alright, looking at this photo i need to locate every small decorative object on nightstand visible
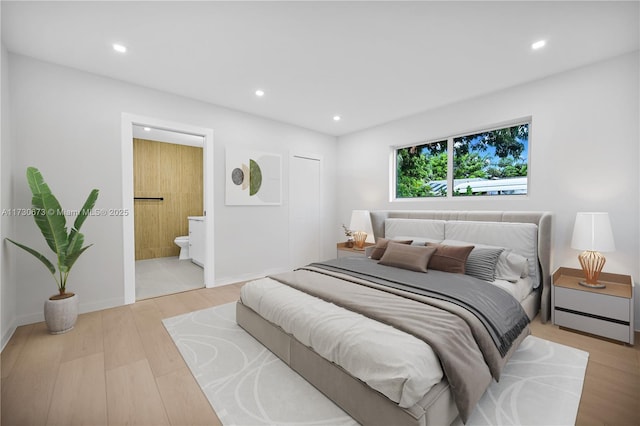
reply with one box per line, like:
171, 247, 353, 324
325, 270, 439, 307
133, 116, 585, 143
552, 267, 634, 345
571, 212, 616, 288
341, 224, 354, 248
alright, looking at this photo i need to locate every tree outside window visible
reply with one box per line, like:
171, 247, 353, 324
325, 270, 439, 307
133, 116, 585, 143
394, 122, 529, 199
396, 140, 447, 198
453, 123, 528, 196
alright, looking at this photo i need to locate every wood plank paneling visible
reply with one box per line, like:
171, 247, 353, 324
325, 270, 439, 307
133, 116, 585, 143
133, 139, 203, 260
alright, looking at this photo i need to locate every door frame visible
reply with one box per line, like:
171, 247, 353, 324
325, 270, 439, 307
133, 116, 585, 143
121, 113, 215, 304
289, 152, 323, 270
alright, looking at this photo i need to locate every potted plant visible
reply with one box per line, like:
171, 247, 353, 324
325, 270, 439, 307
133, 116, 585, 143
6, 166, 99, 334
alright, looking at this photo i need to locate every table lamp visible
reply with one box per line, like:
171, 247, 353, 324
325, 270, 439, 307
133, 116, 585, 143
570, 212, 615, 288
349, 210, 374, 249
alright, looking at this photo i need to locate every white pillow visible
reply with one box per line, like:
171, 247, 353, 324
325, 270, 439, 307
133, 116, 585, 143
495, 251, 529, 282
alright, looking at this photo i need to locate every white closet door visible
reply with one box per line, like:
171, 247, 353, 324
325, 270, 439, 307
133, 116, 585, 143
290, 155, 321, 269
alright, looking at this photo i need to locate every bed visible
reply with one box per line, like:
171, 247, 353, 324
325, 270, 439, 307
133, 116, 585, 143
236, 210, 552, 425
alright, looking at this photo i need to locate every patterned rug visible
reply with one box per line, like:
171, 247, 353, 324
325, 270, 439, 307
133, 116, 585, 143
163, 302, 588, 426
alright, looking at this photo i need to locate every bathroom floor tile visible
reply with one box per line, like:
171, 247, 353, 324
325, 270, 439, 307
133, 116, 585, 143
135, 257, 203, 301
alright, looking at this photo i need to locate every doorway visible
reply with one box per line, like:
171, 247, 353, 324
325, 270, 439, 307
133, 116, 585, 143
121, 113, 215, 305
133, 132, 204, 300
290, 154, 322, 268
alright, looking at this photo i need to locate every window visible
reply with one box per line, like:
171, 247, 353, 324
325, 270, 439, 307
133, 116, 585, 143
453, 123, 529, 196
394, 121, 529, 199
396, 140, 447, 198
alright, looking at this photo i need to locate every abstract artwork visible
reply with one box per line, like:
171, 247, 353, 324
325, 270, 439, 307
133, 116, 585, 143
225, 149, 282, 205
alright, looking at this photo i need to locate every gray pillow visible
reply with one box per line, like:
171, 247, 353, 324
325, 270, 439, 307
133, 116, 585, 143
465, 247, 504, 282
370, 238, 412, 260
441, 239, 528, 282
378, 243, 437, 273
425, 243, 474, 274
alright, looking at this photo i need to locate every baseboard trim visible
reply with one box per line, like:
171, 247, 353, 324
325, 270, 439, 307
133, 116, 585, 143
14, 296, 125, 328
1, 320, 17, 352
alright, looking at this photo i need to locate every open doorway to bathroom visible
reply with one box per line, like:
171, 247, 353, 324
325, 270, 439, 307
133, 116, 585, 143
132, 127, 204, 300
121, 113, 215, 305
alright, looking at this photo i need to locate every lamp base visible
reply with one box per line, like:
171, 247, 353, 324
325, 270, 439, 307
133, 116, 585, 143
578, 281, 606, 289
577, 250, 607, 289
353, 231, 368, 249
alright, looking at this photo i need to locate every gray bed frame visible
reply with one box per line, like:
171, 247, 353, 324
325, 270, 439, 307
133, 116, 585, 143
237, 210, 552, 426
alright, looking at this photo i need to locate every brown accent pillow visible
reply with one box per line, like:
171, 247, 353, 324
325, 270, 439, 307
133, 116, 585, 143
369, 238, 413, 260
378, 243, 437, 273
426, 243, 475, 274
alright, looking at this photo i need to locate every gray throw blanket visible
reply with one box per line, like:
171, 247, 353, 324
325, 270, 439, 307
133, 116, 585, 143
269, 258, 531, 423
309, 257, 529, 357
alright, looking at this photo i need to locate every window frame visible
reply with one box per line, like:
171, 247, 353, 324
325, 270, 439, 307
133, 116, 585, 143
390, 118, 531, 202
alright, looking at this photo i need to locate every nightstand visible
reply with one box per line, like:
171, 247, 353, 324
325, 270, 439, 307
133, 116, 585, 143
336, 242, 373, 258
552, 267, 634, 344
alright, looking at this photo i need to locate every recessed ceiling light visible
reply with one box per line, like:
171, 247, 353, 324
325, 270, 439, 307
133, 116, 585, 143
255, 89, 265, 97
113, 43, 127, 53
143, 127, 151, 131
531, 40, 546, 50
333, 115, 341, 121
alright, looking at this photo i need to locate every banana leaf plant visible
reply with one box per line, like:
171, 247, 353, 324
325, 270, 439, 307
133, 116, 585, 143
6, 167, 99, 299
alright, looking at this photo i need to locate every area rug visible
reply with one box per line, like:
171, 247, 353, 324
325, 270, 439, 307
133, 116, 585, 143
163, 303, 589, 426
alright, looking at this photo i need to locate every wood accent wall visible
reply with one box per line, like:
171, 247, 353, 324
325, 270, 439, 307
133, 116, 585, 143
133, 138, 203, 260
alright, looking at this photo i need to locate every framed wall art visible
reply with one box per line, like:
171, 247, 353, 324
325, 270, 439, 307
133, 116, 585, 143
225, 149, 282, 205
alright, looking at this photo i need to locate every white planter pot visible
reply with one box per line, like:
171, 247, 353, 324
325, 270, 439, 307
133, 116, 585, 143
44, 293, 78, 334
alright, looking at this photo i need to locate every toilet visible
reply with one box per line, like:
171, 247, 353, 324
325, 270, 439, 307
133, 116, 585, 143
174, 236, 190, 260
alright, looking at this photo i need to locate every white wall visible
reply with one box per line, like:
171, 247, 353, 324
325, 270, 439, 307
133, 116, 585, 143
1, 43, 17, 348
7, 53, 337, 326
337, 52, 640, 329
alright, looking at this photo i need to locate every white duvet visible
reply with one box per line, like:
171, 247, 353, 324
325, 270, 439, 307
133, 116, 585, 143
240, 278, 444, 408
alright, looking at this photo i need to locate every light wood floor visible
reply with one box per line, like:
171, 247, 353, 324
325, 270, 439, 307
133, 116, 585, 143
2, 283, 639, 426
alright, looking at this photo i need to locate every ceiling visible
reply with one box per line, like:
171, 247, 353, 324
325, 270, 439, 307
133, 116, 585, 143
2, 1, 638, 136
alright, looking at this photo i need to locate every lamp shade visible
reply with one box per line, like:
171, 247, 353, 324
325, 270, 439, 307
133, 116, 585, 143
571, 212, 615, 252
349, 210, 375, 243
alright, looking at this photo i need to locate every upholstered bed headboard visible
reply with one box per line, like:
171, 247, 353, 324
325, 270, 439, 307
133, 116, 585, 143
369, 210, 553, 323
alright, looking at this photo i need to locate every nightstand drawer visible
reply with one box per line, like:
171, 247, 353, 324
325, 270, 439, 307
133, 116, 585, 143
554, 286, 630, 322
555, 310, 631, 343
